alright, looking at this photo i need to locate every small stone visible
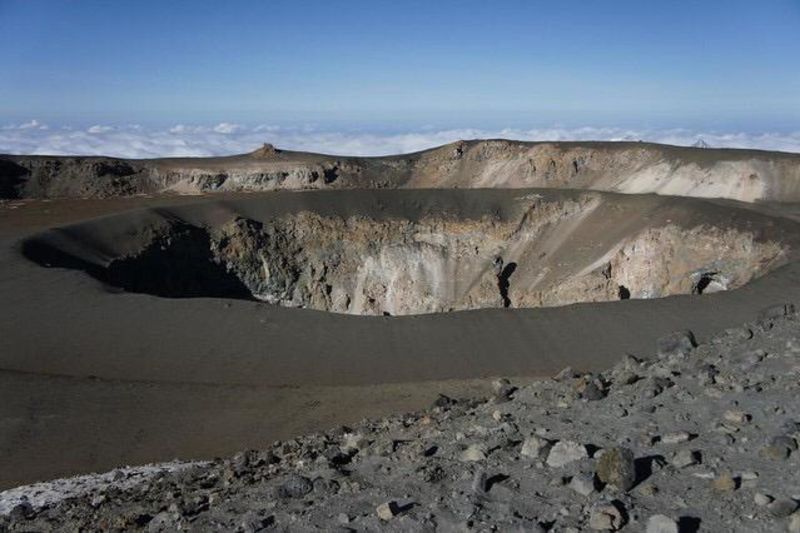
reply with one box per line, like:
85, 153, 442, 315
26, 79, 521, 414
376, 501, 401, 521
670, 449, 700, 469
697, 364, 718, 386
615, 370, 639, 386
336, 513, 350, 524
645, 514, 679, 533
589, 502, 625, 530
661, 431, 692, 444
762, 436, 797, 460
582, 381, 607, 401
569, 473, 596, 496
768, 499, 799, 518
547, 441, 589, 468
711, 472, 737, 492
754, 493, 774, 506
238, 512, 272, 533
492, 377, 514, 398
471, 469, 488, 495
789, 512, 800, 533
460, 443, 487, 462
277, 474, 313, 498
638, 484, 659, 496
341, 432, 368, 452
656, 330, 696, 359
555, 366, 578, 381
595, 447, 637, 491
723, 410, 751, 424
521, 435, 553, 460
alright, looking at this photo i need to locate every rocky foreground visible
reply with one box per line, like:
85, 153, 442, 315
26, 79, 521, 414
4, 305, 800, 532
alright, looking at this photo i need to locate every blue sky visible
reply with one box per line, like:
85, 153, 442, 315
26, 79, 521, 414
1, 1, 799, 156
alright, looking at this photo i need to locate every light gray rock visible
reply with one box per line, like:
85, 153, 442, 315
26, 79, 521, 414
670, 449, 700, 468
376, 501, 400, 521
723, 410, 751, 425
569, 473, 596, 496
645, 514, 679, 533
589, 502, 625, 530
762, 436, 797, 460
492, 377, 514, 399
460, 443, 487, 462
661, 431, 692, 444
755, 493, 775, 506
547, 441, 588, 468
789, 512, 800, 533
768, 499, 799, 518
521, 435, 553, 460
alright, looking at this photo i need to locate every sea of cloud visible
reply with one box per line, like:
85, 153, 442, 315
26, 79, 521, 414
1, 120, 799, 158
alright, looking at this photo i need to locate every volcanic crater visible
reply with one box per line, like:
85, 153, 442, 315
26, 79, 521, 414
21, 189, 792, 316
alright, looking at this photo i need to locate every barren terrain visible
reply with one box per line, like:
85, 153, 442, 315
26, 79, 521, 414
2, 140, 800, 531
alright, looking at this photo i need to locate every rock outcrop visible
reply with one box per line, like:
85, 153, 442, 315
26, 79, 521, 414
3, 140, 800, 202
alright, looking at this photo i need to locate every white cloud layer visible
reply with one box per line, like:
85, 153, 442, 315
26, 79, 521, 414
1, 121, 799, 159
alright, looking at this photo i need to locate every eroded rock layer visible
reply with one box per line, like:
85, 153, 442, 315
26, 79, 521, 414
3, 140, 800, 202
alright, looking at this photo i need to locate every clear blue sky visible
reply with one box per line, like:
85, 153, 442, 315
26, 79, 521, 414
1, 0, 798, 130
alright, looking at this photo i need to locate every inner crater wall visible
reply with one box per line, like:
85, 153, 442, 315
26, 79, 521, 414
25, 192, 790, 316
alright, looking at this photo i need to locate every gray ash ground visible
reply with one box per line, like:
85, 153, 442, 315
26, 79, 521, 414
4, 305, 800, 532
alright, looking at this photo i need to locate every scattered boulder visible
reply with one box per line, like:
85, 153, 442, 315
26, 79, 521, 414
656, 330, 696, 359
754, 493, 774, 506
277, 474, 313, 498
569, 473, 596, 496
460, 443, 488, 462
432, 394, 457, 408
555, 366, 579, 381
547, 441, 589, 468
595, 447, 636, 491
580, 380, 607, 401
376, 501, 401, 521
661, 431, 692, 444
711, 472, 737, 492
492, 377, 515, 399
670, 449, 700, 469
521, 435, 553, 460
471, 469, 489, 495
341, 432, 368, 453
645, 514, 679, 533
762, 436, 797, 460
768, 499, 799, 518
588, 501, 626, 530
789, 512, 800, 533
723, 410, 751, 425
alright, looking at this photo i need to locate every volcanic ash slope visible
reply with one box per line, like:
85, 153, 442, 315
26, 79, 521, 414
3, 305, 800, 531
